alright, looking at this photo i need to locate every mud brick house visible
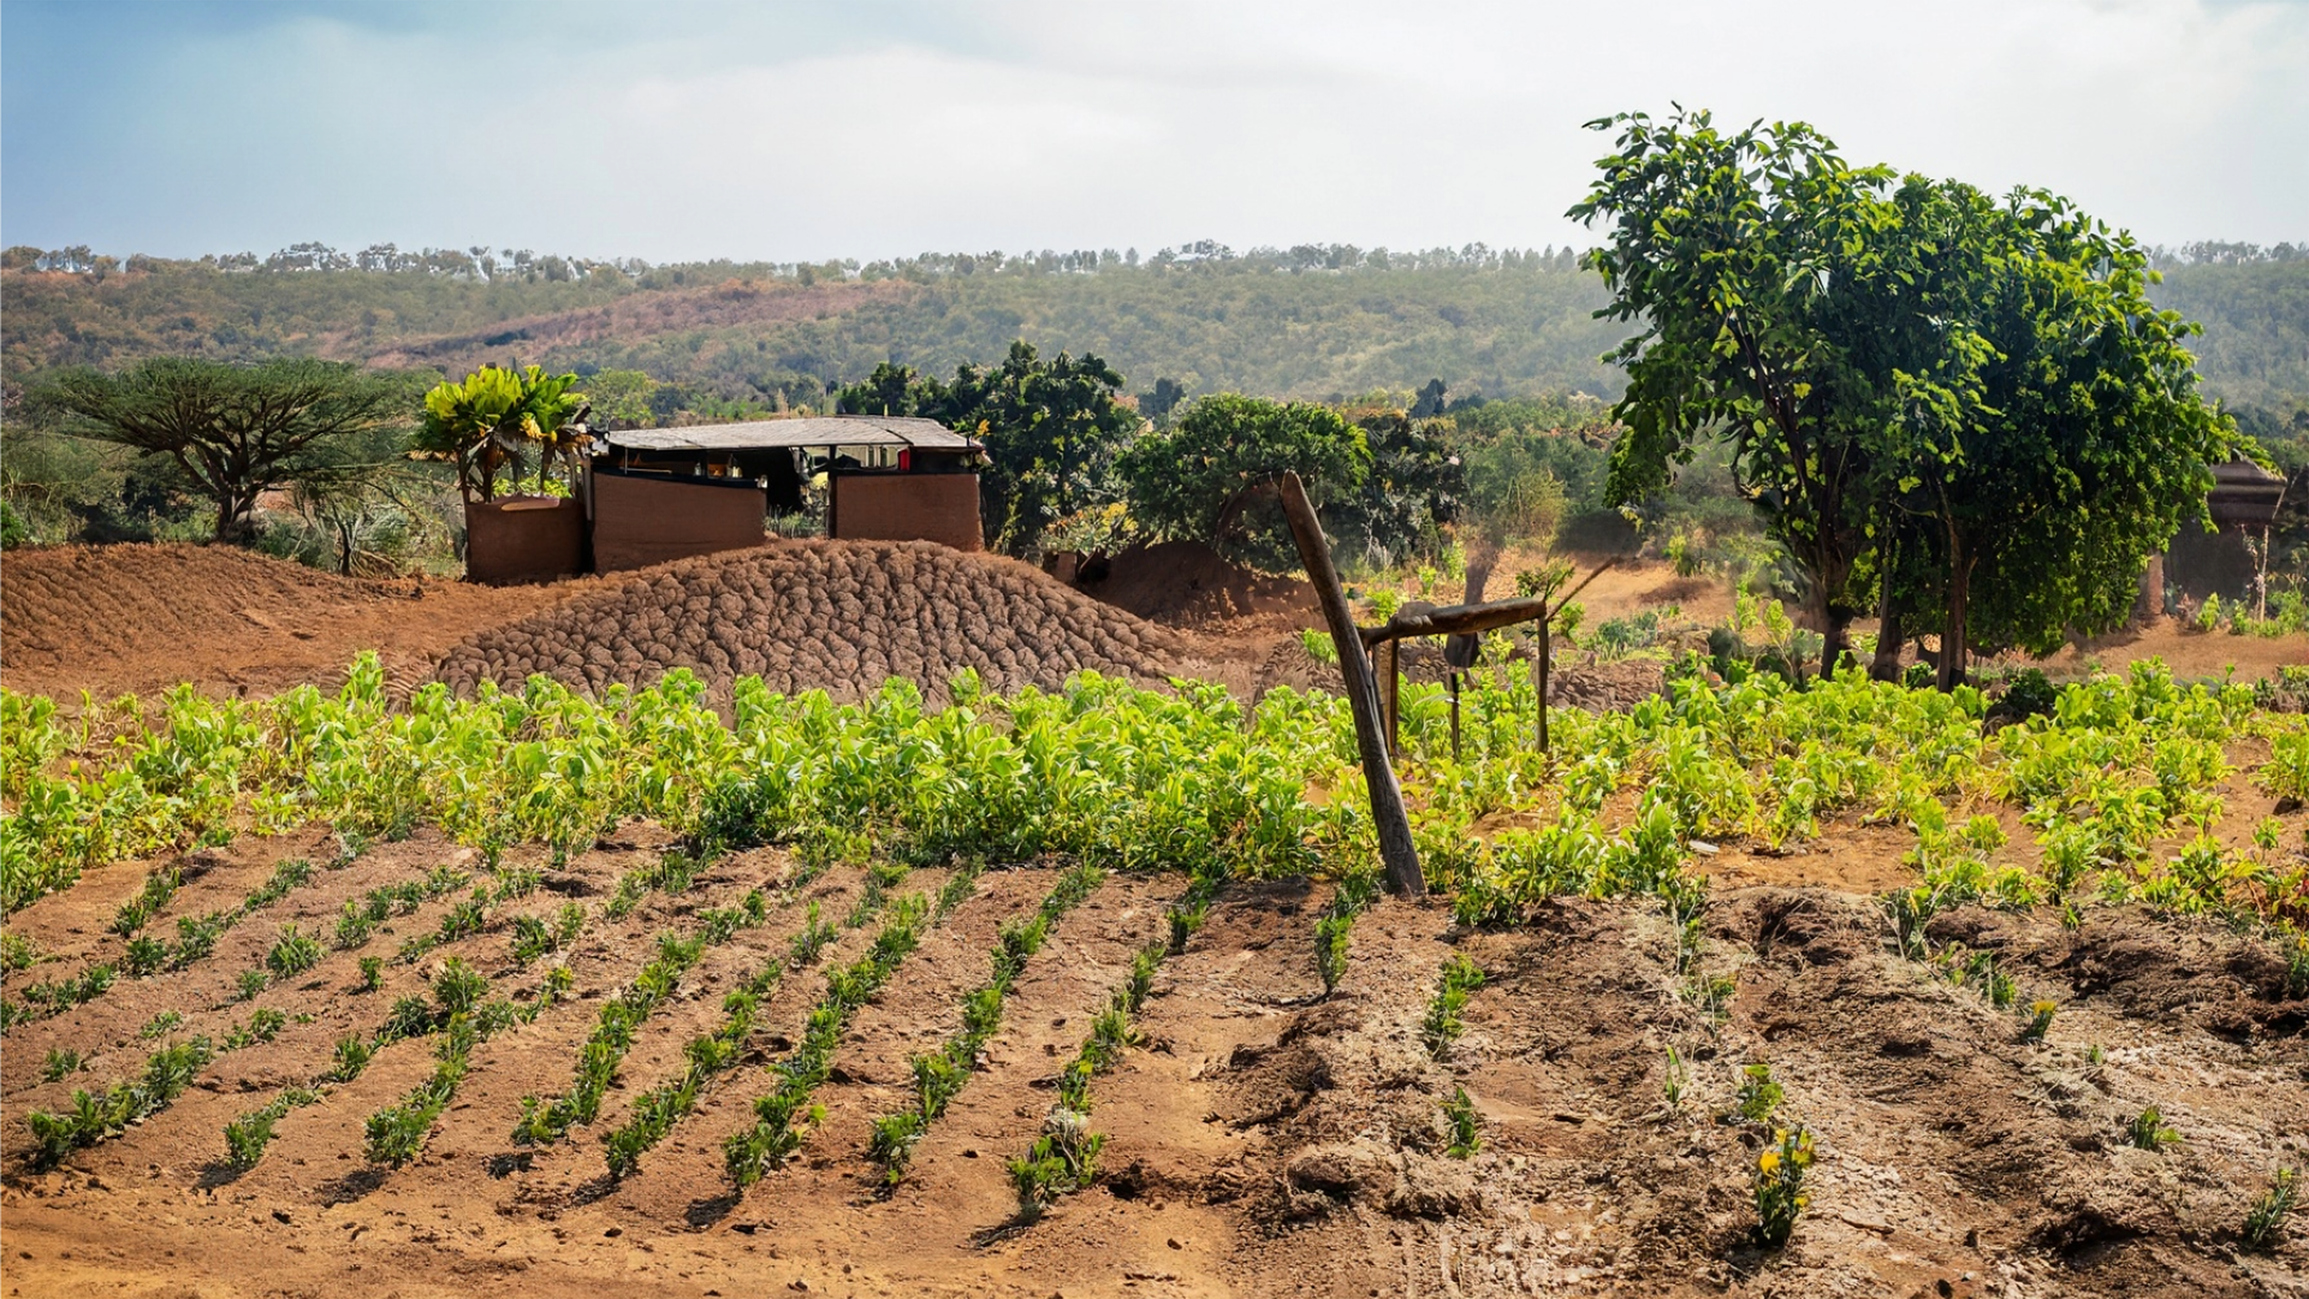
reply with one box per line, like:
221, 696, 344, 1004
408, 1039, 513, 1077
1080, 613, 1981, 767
463, 415, 985, 583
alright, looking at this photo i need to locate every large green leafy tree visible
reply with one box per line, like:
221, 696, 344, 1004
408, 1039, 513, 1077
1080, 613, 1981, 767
1881, 182, 2243, 685
32, 357, 410, 542
1116, 393, 1371, 571
1570, 109, 1905, 674
1333, 408, 1465, 570
837, 342, 1138, 554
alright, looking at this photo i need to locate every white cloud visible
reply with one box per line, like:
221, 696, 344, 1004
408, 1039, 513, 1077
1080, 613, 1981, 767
6, 0, 2302, 259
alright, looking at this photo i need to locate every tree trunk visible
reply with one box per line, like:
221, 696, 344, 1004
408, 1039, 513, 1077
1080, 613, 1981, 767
1818, 607, 1852, 683
1871, 581, 1903, 682
1938, 542, 1973, 692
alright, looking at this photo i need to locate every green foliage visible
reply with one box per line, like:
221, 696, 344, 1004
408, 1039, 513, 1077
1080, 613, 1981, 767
2244, 1167, 2299, 1251
837, 342, 1139, 555
264, 924, 324, 980
1753, 1126, 1815, 1246
27, 357, 412, 542
1008, 1107, 1105, 1220
1736, 1063, 1784, 1124
109, 865, 181, 936
1572, 109, 1897, 667
1421, 952, 1486, 1058
1327, 406, 1466, 571
1117, 393, 1371, 572
1440, 1086, 1482, 1158
1574, 108, 2244, 684
26, 1036, 216, 1167
1314, 867, 1379, 995
2127, 1106, 2180, 1151
42, 1048, 84, 1081
223, 1085, 324, 1170
412, 363, 589, 501
1661, 1045, 1689, 1111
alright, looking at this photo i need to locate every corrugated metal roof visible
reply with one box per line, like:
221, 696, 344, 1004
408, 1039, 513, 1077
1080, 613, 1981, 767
601, 415, 976, 452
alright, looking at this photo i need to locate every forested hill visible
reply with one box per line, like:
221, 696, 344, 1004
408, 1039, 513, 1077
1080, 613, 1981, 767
3, 243, 2303, 418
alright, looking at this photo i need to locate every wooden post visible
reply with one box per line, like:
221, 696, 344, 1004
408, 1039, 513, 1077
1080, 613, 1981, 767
1381, 638, 1400, 760
1536, 618, 1551, 754
1276, 473, 1423, 897
1449, 671, 1462, 762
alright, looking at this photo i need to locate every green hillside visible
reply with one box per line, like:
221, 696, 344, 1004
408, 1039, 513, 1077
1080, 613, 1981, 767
3, 243, 2300, 419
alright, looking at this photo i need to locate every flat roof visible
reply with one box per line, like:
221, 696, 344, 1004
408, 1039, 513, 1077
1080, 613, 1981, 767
601, 415, 977, 453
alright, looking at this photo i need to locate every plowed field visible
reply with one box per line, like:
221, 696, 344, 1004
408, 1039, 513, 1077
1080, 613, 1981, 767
4, 829, 2305, 1297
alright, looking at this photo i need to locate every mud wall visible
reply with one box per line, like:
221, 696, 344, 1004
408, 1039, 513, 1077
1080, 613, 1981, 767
590, 472, 768, 574
465, 496, 585, 586
831, 472, 982, 552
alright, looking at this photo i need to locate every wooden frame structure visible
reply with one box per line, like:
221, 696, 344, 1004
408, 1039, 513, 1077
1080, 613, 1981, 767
1268, 472, 1609, 897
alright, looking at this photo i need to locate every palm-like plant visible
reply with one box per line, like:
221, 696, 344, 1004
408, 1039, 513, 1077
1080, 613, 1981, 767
412, 364, 591, 502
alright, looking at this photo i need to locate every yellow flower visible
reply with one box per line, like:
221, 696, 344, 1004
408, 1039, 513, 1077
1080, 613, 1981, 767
1759, 1150, 1782, 1174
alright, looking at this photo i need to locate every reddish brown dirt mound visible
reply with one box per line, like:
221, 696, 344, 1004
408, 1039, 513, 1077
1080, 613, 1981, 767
1077, 540, 1318, 633
0, 544, 580, 703
430, 539, 1195, 702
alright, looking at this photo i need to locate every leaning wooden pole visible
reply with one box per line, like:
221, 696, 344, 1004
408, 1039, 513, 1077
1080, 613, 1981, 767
1276, 472, 1423, 897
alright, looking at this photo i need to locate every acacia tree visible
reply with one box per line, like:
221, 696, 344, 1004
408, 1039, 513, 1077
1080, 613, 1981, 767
1881, 182, 2242, 685
1570, 109, 1904, 675
34, 357, 408, 542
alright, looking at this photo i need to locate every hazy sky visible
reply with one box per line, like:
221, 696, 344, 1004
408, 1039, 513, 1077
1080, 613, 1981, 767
4, 0, 2303, 263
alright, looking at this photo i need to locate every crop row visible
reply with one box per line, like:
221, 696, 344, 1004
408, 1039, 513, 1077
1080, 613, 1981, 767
598, 860, 924, 1179
1006, 862, 1216, 1219
869, 860, 1108, 1184
3, 841, 369, 1032
27, 1006, 290, 1166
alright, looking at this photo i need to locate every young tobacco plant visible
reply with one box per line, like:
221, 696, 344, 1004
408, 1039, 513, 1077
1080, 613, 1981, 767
1421, 952, 1486, 1059
1314, 866, 1379, 997
1441, 1085, 1482, 1158
1752, 1125, 1815, 1246
2244, 1167, 2299, 1251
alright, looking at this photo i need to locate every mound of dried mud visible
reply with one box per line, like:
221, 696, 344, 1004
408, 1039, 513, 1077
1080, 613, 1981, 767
430, 539, 1194, 701
1078, 540, 1317, 631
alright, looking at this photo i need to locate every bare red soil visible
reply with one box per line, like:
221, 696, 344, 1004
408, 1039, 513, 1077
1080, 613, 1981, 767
4, 543, 2307, 1297
4, 838, 2304, 1297
0, 544, 588, 703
